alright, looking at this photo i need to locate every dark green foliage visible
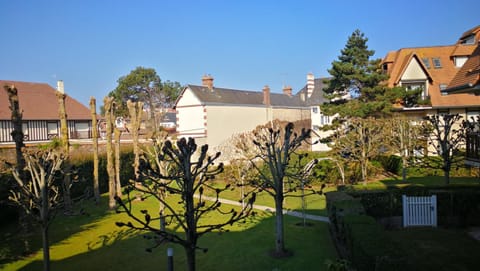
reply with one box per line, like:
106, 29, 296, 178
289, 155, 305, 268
348, 187, 480, 227
70, 151, 134, 199
321, 29, 392, 122
325, 191, 405, 271
376, 155, 402, 175
343, 214, 405, 271
0, 172, 18, 226
107, 67, 182, 116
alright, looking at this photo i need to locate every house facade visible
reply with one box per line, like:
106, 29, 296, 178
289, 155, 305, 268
382, 25, 480, 120
0, 80, 93, 143
444, 42, 480, 167
381, 25, 480, 160
174, 75, 318, 151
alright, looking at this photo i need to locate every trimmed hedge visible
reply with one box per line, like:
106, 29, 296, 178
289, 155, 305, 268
343, 214, 405, 271
325, 191, 406, 271
348, 186, 480, 227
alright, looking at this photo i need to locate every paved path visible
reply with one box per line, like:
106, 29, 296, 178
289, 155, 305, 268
195, 195, 330, 223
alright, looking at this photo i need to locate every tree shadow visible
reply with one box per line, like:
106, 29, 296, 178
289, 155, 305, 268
0, 194, 117, 266
16, 212, 337, 271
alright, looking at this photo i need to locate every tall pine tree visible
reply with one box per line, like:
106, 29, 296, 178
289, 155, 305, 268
321, 29, 392, 123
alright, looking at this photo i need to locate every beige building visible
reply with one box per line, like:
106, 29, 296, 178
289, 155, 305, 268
174, 75, 315, 151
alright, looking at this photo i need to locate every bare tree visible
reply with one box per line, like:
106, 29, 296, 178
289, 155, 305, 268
6, 150, 67, 271
104, 96, 117, 209
4, 84, 30, 252
331, 118, 386, 184
115, 138, 255, 271
246, 122, 317, 257
388, 115, 423, 181
126, 100, 144, 180
56, 90, 73, 213
89, 97, 101, 203
421, 114, 467, 185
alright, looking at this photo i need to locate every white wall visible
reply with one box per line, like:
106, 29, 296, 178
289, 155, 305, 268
176, 88, 206, 139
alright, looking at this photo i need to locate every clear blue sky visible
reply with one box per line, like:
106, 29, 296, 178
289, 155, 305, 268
1, 0, 478, 106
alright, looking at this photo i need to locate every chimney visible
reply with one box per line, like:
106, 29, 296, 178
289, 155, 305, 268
57, 80, 64, 94
201, 74, 214, 90
283, 85, 292, 96
307, 73, 314, 98
262, 85, 270, 106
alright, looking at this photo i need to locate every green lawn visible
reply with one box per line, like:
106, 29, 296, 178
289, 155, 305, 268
386, 227, 480, 271
0, 194, 337, 271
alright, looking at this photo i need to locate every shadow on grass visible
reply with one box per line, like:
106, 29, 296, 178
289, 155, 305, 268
0, 194, 116, 266
16, 213, 337, 271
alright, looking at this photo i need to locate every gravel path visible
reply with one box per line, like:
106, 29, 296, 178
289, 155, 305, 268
196, 195, 330, 223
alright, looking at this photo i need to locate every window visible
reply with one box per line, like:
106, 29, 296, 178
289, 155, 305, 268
312, 107, 318, 114
461, 34, 475, 45
320, 115, 330, 125
440, 84, 448, 95
432, 58, 442, 68
47, 122, 58, 139
22, 122, 29, 140
382, 63, 388, 72
422, 58, 431, 69
454, 56, 468, 68
467, 110, 480, 123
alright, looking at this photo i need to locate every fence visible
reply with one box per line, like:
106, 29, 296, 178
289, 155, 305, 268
402, 195, 437, 227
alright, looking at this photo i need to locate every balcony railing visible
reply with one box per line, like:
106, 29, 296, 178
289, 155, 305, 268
466, 132, 480, 166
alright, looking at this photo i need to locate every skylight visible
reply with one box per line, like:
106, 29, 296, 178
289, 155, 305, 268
422, 58, 431, 69
432, 58, 442, 69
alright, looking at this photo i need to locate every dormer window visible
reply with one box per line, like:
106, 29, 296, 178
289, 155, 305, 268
432, 58, 442, 69
422, 58, 431, 69
461, 34, 476, 45
454, 56, 468, 67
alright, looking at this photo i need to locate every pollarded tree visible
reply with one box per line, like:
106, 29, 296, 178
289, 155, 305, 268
115, 138, 255, 271
245, 122, 320, 257
421, 114, 467, 185
6, 150, 67, 271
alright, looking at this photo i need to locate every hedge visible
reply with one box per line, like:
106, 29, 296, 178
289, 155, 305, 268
347, 186, 480, 227
326, 191, 406, 271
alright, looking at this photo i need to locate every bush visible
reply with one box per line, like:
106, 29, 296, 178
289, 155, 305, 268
343, 214, 405, 271
376, 155, 402, 175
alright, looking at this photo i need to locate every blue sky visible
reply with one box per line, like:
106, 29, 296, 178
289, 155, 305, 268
1, 0, 478, 106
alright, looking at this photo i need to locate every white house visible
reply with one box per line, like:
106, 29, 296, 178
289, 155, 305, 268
175, 75, 330, 151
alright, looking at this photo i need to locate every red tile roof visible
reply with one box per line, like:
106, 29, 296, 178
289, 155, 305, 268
382, 26, 480, 108
447, 44, 480, 91
0, 80, 91, 120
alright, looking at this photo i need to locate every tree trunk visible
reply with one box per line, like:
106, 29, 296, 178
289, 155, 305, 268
5, 85, 30, 252
57, 91, 72, 214
114, 128, 122, 197
104, 97, 116, 209
89, 97, 100, 204
185, 246, 196, 271
41, 225, 50, 271
274, 193, 285, 254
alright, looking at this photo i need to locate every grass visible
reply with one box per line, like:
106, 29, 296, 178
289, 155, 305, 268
0, 194, 337, 271
351, 176, 480, 190
349, 175, 480, 270
386, 227, 480, 270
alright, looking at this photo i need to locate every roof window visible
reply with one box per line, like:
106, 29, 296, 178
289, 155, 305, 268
422, 58, 431, 69
461, 34, 476, 45
432, 58, 442, 69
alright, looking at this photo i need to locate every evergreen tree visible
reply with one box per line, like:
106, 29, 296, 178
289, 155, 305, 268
321, 29, 392, 123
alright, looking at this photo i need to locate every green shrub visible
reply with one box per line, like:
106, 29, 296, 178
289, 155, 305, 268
376, 155, 402, 175
343, 215, 405, 271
